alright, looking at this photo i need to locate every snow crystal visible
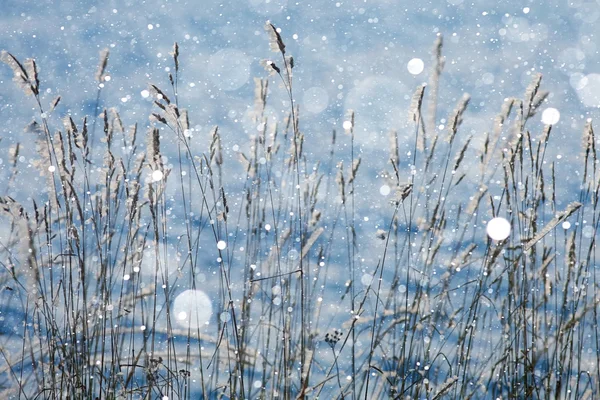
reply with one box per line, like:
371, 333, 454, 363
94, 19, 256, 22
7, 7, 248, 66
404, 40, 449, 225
486, 217, 511, 241
217, 240, 227, 250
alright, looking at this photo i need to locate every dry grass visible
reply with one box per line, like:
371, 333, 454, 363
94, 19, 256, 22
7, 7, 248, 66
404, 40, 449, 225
0, 23, 598, 400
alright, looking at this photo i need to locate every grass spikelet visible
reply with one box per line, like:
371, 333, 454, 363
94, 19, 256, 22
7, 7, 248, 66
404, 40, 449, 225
24, 58, 39, 95
336, 161, 345, 204
539, 124, 552, 147
164, 103, 181, 128
111, 108, 124, 134
24, 120, 43, 135
466, 185, 487, 215
172, 42, 179, 72
95, 48, 110, 82
48, 96, 61, 113
0, 51, 37, 95
101, 108, 112, 146
540, 248, 555, 299
147, 127, 162, 172
432, 35, 444, 75
8, 143, 19, 175
410, 84, 427, 151
432, 376, 458, 400
260, 58, 280, 75
390, 158, 400, 183
221, 187, 228, 222
566, 229, 576, 270
483, 97, 516, 169
0, 197, 40, 286
409, 84, 426, 124
179, 109, 189, 133
582, 120, 596, 179
453, 135, 472, 172
427, 35, 444, 133
347, 158, 361, 185
447, 93, 470, 143
528, 90, 549, 118
149, 84, 171, 104
79, 116, 89, 150
209, 126, 223, 166
389, 130, 399, 166
150, 112, 167, 125
524, 202, 582, 251
253, 78, 269, 122
524, 73, 542, 116
53, 130, 67, 177
394, 183, 413, 205
424, 135, 438, 172
264, 21, 286, 54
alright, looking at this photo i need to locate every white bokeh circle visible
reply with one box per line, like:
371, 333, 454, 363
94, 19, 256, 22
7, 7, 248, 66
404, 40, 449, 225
208, 49, 251, 91
173, 290, 213, 329
486, 217, 511, 241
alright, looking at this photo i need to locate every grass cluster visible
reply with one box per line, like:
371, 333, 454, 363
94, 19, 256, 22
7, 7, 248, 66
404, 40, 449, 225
0, 22, 598, 399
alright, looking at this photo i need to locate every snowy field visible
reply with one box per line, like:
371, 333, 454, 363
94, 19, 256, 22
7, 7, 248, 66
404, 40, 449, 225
1, 0, 600, 399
